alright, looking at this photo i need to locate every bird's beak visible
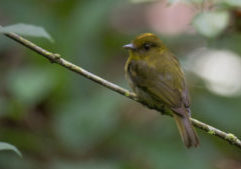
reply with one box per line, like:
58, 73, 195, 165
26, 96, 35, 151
123, 43, 135, 50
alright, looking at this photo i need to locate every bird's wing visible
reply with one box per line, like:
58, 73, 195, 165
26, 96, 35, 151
127, 56, 189, 111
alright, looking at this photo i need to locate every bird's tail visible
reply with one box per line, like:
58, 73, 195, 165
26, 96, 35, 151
173, 113, 199, 148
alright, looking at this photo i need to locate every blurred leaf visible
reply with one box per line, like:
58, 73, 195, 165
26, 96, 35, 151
0, 142, 22, 157
167, 0, 180, 4
7, 67, 56, 105
219, 0, 241, 7
0, 153, 36, 169
192, 91, 241, 133
168, 0, 205, 4
51, 160, 120, 169
0, 23, 53, 42
130, 0, 158, 3
54, 90, 121, 152
0, 97, 7, 116
193, 11, 229, 38
68, 0, 120, 68
132, 0, 203, 3
117, 121, 218, 169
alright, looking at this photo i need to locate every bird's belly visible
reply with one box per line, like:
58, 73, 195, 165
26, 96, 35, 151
133, 86, 168, 114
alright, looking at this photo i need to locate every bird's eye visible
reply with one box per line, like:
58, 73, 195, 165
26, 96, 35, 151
143, 43, 151, 51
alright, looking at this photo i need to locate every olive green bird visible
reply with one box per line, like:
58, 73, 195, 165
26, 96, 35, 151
123, 33, 199, 148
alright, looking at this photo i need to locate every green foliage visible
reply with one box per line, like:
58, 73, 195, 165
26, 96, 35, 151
168, 0, 204, 4
220, 0, 241, 7
0, 0, 241, 169
193, 11, 229, 38
7, 67, 57, 106
130, 0, 158, 3
54, 91, 121, 151
0, 23, 53, 42
51, 160, 120, 169
0, 142, 22, 157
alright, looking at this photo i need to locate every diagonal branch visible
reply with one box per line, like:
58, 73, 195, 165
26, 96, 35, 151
4, 32, 241, 149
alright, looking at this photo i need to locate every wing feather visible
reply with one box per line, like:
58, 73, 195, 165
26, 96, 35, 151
127, 53, 189, 113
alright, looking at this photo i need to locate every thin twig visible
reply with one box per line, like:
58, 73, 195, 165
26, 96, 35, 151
4, 32, 241, 149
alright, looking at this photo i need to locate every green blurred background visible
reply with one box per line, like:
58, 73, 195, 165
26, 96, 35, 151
1, 0, 241, 169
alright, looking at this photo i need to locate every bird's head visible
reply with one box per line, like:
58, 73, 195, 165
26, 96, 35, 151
123, 33, 166, 59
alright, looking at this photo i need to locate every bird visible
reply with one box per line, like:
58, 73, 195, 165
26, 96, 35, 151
123, 33, 199, 148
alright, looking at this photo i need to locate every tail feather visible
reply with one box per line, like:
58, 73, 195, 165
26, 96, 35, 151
173, 113, 199, 148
